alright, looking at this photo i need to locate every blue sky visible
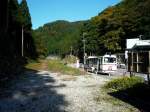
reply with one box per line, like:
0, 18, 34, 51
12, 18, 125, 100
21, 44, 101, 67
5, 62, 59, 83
18, 0, 121, 29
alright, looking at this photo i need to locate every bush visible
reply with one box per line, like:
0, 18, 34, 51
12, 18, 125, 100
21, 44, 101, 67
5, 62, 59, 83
63, 55, 77, 64
104, 76, 144, 91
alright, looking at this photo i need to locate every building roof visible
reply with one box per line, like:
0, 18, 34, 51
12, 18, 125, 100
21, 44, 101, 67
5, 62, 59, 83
87, 56, 98, 59
126, 38, 139, 49
126, 38, 150, 50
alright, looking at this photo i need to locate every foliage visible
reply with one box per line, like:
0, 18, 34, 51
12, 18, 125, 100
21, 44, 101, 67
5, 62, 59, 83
0, 0, 37, 81
81, 0, 150, 55
33, 0, 150, 59
104, 76, 144, 91
33, 20, 86, 57
19, 0, 37, 58
63, 55, 78, 64
104, 76, 150, 110
19, 0, 32, 28
32, 31, 48, 57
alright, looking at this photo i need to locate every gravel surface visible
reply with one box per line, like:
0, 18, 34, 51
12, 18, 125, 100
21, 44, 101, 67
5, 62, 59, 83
0, 70, 139, 112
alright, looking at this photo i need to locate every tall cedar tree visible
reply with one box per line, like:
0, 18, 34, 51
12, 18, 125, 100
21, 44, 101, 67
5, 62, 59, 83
19, 0, 32, 29
19, 0, 37, 58
0, 0, 9, 56
0, 0, 24, 78
0, 0, 37, 80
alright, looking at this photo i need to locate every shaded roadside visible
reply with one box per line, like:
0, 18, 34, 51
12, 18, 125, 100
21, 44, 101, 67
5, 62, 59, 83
0, 69, 68, 112
108, 83, 150, 112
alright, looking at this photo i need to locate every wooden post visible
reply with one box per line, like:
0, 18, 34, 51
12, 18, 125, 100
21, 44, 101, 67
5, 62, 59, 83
96, 59, 99, 75
130, 52, 134, 77
148, 51, 150, 85
137, 52, 139, 72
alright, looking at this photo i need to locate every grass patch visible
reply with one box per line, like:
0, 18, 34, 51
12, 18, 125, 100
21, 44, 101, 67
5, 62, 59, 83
94, 89, 121, 105
25, 62, 41, 70
25, 59, 84, 75
94, 87, 138, 112
48, 59, 83, 75
25, 60, 44, 71
104, 76, 144, 91
62, 55, 77, 64
103, 76, 150, 111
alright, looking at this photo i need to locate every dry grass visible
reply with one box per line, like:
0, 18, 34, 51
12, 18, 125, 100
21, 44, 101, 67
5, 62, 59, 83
25, 60, 48, 71
48, 59, 83, 76
25, 59, 84, 76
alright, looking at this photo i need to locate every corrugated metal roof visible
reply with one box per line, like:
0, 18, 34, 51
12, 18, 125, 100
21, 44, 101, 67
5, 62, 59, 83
126, 38, 150, 50
126, 38, 139, 49
87, 56, 98, 59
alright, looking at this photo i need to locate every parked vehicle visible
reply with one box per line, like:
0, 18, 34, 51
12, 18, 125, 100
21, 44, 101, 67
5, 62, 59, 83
117, 63, 126, 69
85, 55, 117, 74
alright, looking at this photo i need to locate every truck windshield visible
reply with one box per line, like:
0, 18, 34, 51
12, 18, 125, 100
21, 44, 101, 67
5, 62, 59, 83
104, 57, 116, 63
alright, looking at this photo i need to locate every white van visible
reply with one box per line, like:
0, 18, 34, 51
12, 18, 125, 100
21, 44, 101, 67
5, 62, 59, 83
85, 55, 117, 74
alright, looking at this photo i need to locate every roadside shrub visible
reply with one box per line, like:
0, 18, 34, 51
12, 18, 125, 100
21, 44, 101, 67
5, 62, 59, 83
63, 55, 77, 64
104, 76, 144, 91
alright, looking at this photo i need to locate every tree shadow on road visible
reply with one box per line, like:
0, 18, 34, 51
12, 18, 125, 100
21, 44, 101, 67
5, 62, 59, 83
108, 83, 150, 112
0, 69, 68, 112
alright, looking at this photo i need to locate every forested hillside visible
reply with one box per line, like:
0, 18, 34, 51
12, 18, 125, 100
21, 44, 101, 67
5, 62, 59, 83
0, 0, 37, 79
34, 0, 150, 59
33, 20, 86, 57
82, 0, 150, 55
1, 0, 149, 79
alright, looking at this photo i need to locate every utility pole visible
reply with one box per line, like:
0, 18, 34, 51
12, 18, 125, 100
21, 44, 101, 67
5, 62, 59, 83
22, 26, 24, 57
83, 33, 86, 65
83, 39, 85, 64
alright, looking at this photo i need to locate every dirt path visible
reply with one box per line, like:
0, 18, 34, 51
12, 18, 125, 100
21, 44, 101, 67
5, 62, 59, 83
0, 70, 139, 112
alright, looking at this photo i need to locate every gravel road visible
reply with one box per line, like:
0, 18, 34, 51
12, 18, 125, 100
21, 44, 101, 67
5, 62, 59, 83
0, 70, 139, 112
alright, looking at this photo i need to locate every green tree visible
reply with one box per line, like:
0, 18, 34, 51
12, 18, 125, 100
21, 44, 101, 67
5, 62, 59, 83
19, 0, 32, 29
19, 0, 37, 58
34, 20, 85, 57
83, 0, 150, 55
